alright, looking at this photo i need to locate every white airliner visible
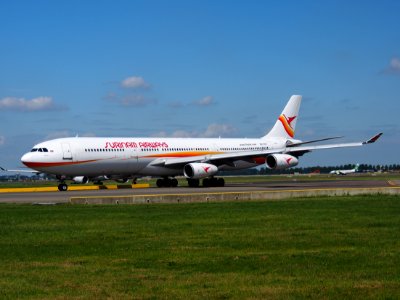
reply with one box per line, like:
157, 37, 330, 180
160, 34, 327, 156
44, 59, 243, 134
330, 163, 360, 175
17, 95, 382, 191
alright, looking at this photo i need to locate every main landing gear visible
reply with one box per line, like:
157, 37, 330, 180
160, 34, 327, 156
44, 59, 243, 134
202, 177, 225, 187
156, 177, 178, 188
186, 177, 225, 187
155, 177, 225, 188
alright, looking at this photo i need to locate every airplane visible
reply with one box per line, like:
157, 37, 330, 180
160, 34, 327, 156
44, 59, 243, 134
17, 95, 382, 191
329, 163, 360, 175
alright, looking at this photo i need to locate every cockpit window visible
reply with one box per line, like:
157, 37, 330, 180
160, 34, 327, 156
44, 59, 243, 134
30, 148, 49, 152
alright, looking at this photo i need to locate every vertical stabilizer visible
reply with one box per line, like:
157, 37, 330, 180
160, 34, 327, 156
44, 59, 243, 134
263, 95, 302, 139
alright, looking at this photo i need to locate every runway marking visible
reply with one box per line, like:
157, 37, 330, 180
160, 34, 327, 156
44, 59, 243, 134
0, 184, 150, 193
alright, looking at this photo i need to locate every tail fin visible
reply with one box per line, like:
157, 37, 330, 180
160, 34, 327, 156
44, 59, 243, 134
263, 95, 302, 139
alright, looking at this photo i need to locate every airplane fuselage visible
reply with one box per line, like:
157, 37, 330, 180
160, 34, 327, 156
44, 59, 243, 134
21, 137, 286, 178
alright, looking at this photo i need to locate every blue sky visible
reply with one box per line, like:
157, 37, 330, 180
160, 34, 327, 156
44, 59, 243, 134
1, 0, 399, 168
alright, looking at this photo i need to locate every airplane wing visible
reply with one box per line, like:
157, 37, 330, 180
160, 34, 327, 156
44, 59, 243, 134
151, 133, 382, 168
0, 166, 40, 174
286, 132, 383, 153
150, 147, 287, 168
286, 136, 344, 147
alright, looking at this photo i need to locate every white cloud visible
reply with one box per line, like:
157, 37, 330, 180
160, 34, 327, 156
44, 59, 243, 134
44, 131, 96, 140
171, 130, 195, 138
152, 123, 237, 138
0, 96, 61, 112
168, 101, 184, 108
44, 131, 72, 140
121, 76, 150, 89
201, 123, 237, 137
192, 96, 215, 106
152, 130, 194, 138
151, 131, 169, 137
389, 57, 400, 71
121, 95, 157, 107
105, 92, 157, 107
382, 57, 400, 74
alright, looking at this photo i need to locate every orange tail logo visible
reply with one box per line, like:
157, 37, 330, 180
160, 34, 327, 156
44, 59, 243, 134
278, 114, 296, 138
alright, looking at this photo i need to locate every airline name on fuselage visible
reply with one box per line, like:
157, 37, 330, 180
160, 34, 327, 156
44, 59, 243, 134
105, 141, 169, 149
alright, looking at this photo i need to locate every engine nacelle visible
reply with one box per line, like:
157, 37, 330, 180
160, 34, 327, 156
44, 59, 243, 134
72, 176, 89, 184
266, 154, 299, 170
183, 163, 218, 179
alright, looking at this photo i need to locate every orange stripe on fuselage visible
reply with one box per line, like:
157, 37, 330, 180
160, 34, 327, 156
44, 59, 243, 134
278, 115, 295, 138
141, 151, 222, 158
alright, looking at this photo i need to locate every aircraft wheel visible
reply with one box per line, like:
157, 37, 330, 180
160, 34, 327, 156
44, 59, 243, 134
171, 178, 178, 187
156, 179, 163, 188
162, 178, 171, 187
203, 178, 210, 187
217, 178, 225, 187
187, 179, 199, 187
58, 183, 68, 191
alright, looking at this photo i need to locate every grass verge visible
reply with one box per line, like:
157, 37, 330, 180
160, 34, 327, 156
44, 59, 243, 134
0, 195, 399, 298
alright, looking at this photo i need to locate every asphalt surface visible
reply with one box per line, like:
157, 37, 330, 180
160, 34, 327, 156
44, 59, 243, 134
0, 179, 392, 204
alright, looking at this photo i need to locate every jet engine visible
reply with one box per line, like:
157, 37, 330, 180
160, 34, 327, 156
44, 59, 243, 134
72, 176, 89, 184
266, 154, 298, 170
183, 163, 218, 179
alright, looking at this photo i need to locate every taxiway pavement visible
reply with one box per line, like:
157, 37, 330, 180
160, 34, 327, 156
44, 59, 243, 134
0, 179, 393, 204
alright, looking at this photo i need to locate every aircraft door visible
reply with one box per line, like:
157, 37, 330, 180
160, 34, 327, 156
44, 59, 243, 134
127, 147, 141, 172
61, 143, 73, 160
212, 143, 220, 152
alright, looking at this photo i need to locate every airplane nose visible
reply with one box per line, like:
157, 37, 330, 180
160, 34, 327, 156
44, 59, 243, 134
21, 153, 31, 166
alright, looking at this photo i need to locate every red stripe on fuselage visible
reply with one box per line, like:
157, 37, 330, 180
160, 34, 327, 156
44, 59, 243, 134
22, 159, 98, 169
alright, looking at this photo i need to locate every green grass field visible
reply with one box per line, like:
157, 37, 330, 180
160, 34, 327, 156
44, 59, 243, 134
1, 195, 399, 299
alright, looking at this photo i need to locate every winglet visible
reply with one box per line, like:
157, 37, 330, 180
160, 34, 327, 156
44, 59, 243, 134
363, 132, 383, 144
0, 166, 6, 171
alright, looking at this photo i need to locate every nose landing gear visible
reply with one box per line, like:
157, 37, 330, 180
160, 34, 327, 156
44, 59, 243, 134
56, 175, 68, 191
58, 183, 68, 191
